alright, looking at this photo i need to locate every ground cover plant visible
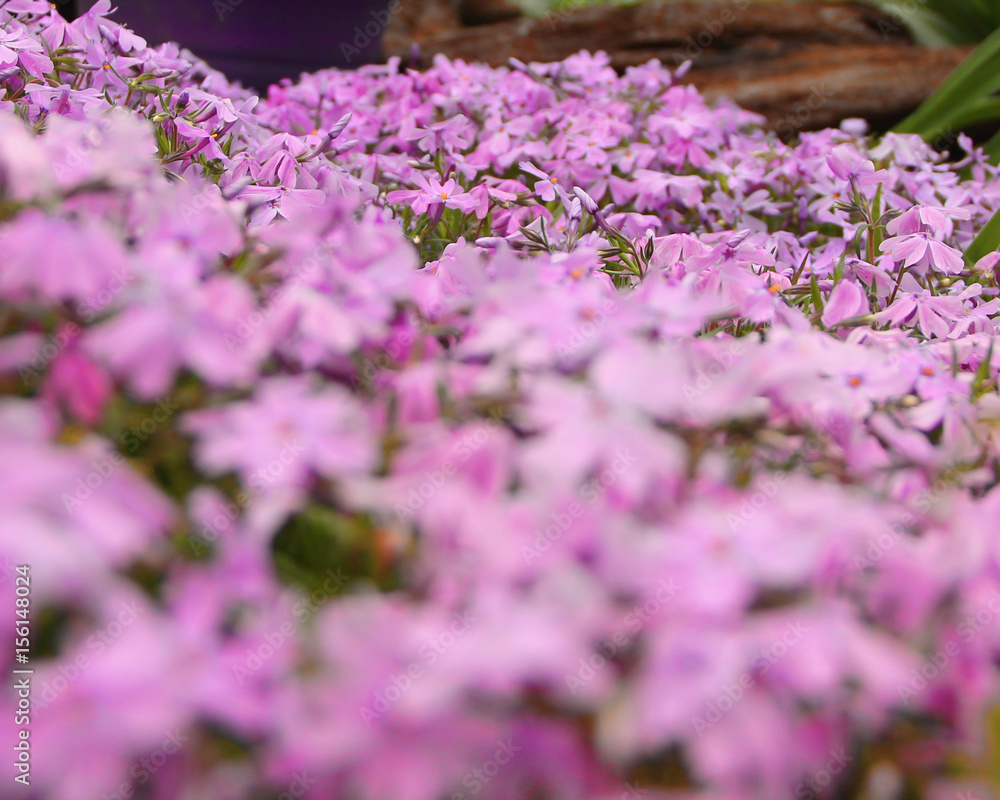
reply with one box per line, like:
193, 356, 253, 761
4, 1, 1000, 799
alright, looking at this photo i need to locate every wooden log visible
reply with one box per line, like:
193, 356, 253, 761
385, 1, 910, 64
695, 43, 971, 132
383, 0, 971, 132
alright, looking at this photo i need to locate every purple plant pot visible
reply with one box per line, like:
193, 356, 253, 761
81, 0, 391, 89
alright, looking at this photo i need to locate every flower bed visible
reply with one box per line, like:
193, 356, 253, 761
3, 2, 1000, 799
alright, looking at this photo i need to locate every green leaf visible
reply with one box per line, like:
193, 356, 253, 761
810, 275, 823, 312
894, 24, 1000, 142
965, 205, 1000, 265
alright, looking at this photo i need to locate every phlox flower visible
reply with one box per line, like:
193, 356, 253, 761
386, 174, 477, 215
825, 143, 889, 188
405, 113, 474, 154
821, 279, 871, 328
480, 114, 533, 157
41, 337, 111, 424
84, 249, 266, 397
519, 161, 571, 204
0, 210, 131, 305
0, 20, 52, 78
172, 117, 231, 162
886, 204, 972, 237
877, 288, 973, 339
880, 230, 965, 276
630, 168, 706, 211
182, 376, 376, 492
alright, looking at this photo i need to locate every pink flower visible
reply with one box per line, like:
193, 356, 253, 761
877, 289, 966, 338
880, 231, 965, 276
182, 376, 376, 492
886, 205, 971, 237
519, 161, 570, 204
825, 143, 889, 188
0, 211, 131, 305
0, 21, 52, 78
386, 174, 477, 215
821, 279, 870, 328
41, 337, 111, 424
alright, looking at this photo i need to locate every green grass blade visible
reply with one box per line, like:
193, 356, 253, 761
895, 25, 1000, 140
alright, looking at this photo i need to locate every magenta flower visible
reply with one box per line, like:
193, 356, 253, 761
821, 279, 870, 328
0, 211, 131, 305
386, 174, 477, 215
519, 161, 570, 204
886, 204, 971, 237
0, 21, 52, 78
41, 338, 111, 424
825, 143, 889, 188
182, 376, 376, 492
880, 231, 965, 275
877, 289, 967, 338
2, 13, 1000, 800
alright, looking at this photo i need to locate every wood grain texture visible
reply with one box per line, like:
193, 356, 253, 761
383, 0, 971, 132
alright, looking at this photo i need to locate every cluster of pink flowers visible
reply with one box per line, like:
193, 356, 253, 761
3, 2, 1000, 798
